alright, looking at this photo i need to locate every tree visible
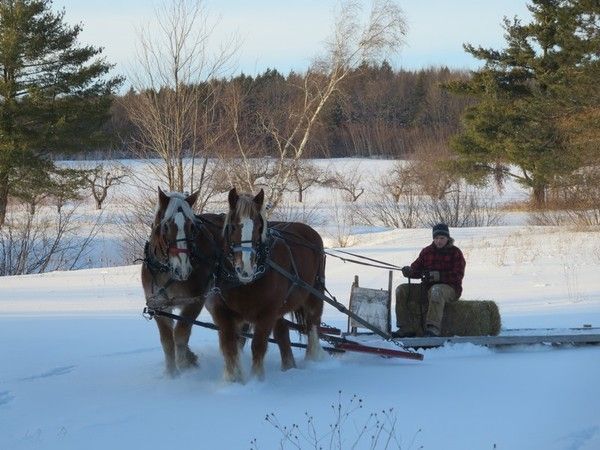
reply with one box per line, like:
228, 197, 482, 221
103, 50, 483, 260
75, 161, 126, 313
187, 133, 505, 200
286, 160, 324, 203
447, 0, 600, 207
329, 164, 365, 202
0, 0, 122, 226
81, 163, 129, 210
226, 0, 406, 211
124, 0, 238, 201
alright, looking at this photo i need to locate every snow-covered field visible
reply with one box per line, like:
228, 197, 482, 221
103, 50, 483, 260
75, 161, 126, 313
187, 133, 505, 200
1, 159, 599, 450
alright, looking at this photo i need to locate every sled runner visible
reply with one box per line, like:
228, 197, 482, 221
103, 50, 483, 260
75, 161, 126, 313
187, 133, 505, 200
391, 326, 600, 349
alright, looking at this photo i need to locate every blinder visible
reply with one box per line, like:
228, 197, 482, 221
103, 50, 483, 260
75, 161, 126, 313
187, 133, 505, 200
147, 216, 216, 276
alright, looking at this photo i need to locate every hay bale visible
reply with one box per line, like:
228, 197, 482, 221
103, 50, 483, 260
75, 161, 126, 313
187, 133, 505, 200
396, 285, 501, 336
441, 300, 501, 337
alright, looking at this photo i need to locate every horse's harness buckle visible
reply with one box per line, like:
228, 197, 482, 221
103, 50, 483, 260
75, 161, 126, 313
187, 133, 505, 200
208, 286, 222, 296
254, 264, 266, 277
142, 307, 155, 321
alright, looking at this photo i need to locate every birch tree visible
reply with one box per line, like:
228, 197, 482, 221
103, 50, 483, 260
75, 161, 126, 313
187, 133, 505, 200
226, 0, 406, 211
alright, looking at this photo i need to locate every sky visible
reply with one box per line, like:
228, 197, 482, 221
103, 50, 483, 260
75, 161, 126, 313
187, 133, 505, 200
52, 0, 533, 88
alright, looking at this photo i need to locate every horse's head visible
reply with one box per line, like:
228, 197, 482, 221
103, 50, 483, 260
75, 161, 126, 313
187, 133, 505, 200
150, 187, 199, 281
223, 187, 267, 284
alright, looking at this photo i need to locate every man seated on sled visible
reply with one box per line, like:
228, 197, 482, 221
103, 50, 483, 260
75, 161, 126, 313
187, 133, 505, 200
393, 223, 466, 338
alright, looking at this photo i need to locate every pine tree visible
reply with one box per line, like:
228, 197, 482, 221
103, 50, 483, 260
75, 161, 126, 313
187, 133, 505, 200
446, 0, 600, 207
0, 0, 122, 226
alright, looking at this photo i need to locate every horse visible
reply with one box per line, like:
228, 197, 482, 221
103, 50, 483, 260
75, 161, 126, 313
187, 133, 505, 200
205, 187, 326, 382
141, 187, 220, 377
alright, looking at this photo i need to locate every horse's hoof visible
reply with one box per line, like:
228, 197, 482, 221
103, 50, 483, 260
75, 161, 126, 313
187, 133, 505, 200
223, 369, 244, 384
281, 359, 296, 371
306, 347, 327, 362
165, 367, 181, 378
178, 351, 199, 370
251, 366, 266, 381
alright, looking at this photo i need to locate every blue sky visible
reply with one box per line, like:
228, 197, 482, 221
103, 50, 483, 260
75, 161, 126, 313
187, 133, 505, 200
53, 0, 532, 84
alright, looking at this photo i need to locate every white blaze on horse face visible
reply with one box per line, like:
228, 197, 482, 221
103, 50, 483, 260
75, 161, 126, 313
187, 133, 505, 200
170, 211, 192, 280
237, 216, 255, 282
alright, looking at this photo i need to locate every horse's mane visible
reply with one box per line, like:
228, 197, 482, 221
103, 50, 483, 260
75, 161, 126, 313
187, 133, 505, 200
158, 192, 196, 225
223, 193, 268, 242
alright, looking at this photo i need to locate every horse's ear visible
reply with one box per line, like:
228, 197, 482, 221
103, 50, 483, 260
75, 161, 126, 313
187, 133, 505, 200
158, 186, 169, 210
186, 190, 199, 208
254, 189, 264, 208
228, 187, 238, 210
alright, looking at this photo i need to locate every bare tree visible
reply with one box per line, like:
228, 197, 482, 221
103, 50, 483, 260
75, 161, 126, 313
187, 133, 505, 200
422, 183, 503, 227
124, 0, 238, 202
328, 165, 365, 202
355, 168, 422, 228
227, 0, 406, 212
0, 202, 102, 275
286, 160, 325, 203
81, 164, 130, 210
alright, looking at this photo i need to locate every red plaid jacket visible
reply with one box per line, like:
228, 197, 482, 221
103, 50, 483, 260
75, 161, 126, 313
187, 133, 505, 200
408, 239, 466, 297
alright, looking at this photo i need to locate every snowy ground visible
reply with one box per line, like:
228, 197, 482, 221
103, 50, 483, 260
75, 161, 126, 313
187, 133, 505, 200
1, 159, 599, 450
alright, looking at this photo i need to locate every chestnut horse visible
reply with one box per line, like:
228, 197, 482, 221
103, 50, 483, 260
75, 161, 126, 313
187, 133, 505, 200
141, 188, 220, 377
205, 188, 326, 382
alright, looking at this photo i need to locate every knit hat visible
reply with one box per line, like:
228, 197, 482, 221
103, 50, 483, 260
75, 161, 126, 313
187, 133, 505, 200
432, 223, 450, 238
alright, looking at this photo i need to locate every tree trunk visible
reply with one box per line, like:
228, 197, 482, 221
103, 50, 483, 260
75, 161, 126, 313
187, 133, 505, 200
0, 173, 9, 228
532, 184, 547, 209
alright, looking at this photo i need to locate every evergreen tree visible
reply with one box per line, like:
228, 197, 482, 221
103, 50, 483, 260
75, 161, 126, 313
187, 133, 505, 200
447, 0, 600, 207
0, 0, 122, 225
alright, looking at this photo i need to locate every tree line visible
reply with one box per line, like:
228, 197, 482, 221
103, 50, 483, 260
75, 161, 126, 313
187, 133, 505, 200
111, 64, 472, 160
1, 0, 599, 234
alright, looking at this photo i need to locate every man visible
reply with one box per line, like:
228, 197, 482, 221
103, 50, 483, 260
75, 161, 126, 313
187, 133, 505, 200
394, 223, 465, 337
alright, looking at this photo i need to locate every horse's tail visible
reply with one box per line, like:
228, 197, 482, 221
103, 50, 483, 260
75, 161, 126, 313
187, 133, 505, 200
316, 250, 326, 293
292, 309, 308, 335
295, 243, 326, 336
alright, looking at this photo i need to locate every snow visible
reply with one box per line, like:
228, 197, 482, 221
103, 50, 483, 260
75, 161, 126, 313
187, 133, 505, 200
1, 160, 599, 450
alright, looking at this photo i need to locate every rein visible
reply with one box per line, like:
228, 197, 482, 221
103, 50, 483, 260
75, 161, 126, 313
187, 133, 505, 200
324, 248, 405, 271
270, 226, 404, 272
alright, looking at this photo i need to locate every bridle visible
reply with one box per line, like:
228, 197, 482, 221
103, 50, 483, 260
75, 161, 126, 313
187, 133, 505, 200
145, 214, 219, 276
221, 217, 271, 284
225, 226, 262, 258
168, 237, 193, 257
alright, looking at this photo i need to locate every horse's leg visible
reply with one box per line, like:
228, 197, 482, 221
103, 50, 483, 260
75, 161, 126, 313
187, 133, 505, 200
237, 322, 250, 353
206, 294, 243, 382
304, 295, 326, 361
155, 315, 178, 377
174, 303, 203, 371
250, 319, 273, 381
215, 314, 244, 382
273, 318, 296, 371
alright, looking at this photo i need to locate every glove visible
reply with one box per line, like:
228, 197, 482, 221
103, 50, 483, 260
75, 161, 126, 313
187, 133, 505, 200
401, 266, 411, 278
423, 270, 441, 282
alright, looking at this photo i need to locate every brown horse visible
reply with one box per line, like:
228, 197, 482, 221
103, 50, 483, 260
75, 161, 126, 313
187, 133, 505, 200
141, 187, 220, 377
205, 188, 326, 382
